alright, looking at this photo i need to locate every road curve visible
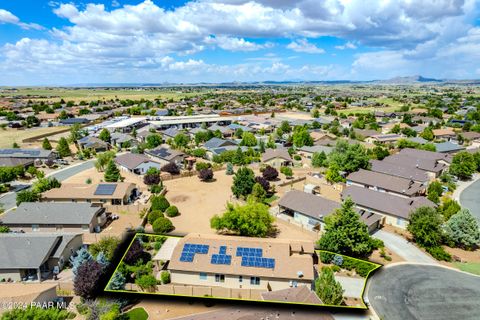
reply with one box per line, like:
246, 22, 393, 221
368, 264, 480, 320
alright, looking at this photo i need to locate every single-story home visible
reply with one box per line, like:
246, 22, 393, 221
369, 159, 429, 183
164, 233, 315, 292
434, 141, 465, 154
342, 185, 436, 229
0, 233, 83, 282
432, 128, 456, 141
297, 145, 333, 159
0, 148, 56, 163
77, 136, 109, 152
0, 202, 107, 233
42, 182, 138, 206
346, 169, 426, 198
365, 134, 402, 144
261, 148, 292, 168
115, 153, 162, 174
145, 147, 186, 167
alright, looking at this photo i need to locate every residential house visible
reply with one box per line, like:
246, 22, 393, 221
369, 159, 429, 183
0, 148, 56, 165
261, 285, 322, 304
110, 132, 138, 149
382, 154, 446, 179
163, 233, 315, 292
42, 182, 138, 205
297, 145, 333, 160
432, 128, 456, 141
0, 202, 107, 233
346, 169, 426, 198
59, 118, 90, 125
261, 148, 292, 168
77, 136, 109, 152
0, 233, 83, 282
0, 157, 34, 168
145, 147, 186, 167
278, 190, 340, 231
342, 185, 436, 229
115, 153, 162, 174
434, 141, 465, 154
365, 134, 402, 145
310, 131, 336, 146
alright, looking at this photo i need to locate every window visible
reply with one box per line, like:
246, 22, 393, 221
238, 276, 243, 283
199, 273, 207, 280
82, 225, 89, 231
215, 274, 225, 283
250, 277, 260, 285
32, 224, 39, 232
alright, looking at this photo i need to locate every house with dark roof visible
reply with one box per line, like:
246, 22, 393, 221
0, 157, 34, 168
77, 136, 109, 152
278, 190, 340, 231
115, 153, 162, 174
145, 147, 185, 167
0, 148, 56, 163
59, 118, 90, 125
0, 202, 107, 233
297, 145, 333, 160
261, 148, 292, 168
434, 141, 465, 154
0, 233, 83, 282
110, 132, 138, 149
346, 169, 426, 198
261, 285, 322, 304
342, 185, 436, 229
382, 154, 446, 179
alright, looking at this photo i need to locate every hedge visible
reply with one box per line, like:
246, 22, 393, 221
165, 205, 179, 217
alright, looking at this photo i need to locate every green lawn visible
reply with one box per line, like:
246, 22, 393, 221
264, 195, 279, 205
124, 307, 148, 320
454, 262, 480, 276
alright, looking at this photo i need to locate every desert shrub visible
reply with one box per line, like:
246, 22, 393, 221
165, 205, 179, 217
152, 217, 174, 234
148, 210, 164, 225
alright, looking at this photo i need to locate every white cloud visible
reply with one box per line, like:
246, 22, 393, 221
0, 9, 43, 30
206, 35, 272, 51
335, 41, 357, 50
287, 39, 325, 54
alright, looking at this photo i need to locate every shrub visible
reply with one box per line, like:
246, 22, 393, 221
198, 168, 214, 181
426, 246, 452, 262
165, 205, 179, 217
319, 251, 334, 264
294, 154, 301, 161
124, 239, 151, 265
280, 166, 293, 177
254, 176, 270, 192
148, 210, 164, 225
160, 271, 171, 284
226, 162, 234, 175
152, 217, 174, 234
332, 255, 344, 266
135, 274, 157, 290
161, 162, 180, 175
150, 195, 170, 212
195, 162, 211, 171
262, 165, 278, 181
150, 184, 163, 194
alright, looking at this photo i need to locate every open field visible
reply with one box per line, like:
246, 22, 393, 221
1, 88, 207, 103
0, 126, 69, 148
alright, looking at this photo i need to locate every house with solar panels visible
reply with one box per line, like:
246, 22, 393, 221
0, 148, 56, 165
160, 233, 315, 293
42, 182, 137, 206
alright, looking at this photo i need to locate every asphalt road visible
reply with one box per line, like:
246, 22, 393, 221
368, 264, 480, 320
459, 178, 480, 224
0, 160, 95, 211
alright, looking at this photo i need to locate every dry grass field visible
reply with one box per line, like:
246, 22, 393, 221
0, 126, 69, 148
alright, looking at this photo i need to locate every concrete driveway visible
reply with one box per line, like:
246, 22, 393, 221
336, 276, 365, 298
0, 159, 95, 212
368, 264, 480, 320
373, 230, 436, 264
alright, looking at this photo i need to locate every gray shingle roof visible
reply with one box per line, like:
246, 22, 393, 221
146, 147, 185, 161
434, 141, 465, 153
115, 153, 159, 170
279, 190, 340, 220
346, 169, 424, 196
204, 137, 236, 150
262, 148, 292, 162
370, 160, 429, 183
0, 149, 53, 159
0, 202, 102, 225
342, 185, 436, 219
382, 154, 445, 173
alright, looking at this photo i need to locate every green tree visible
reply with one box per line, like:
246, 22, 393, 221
99, 128, 111, 143
315, 267, 344, 305
150, 195, 170, 212
95, 151, 116, 171
248, 182, 267, 203
449, 151, 477, 180
1, 306, 75, 320
108, 271, 126, 290
104, 160, 121, 182
325, 162, 344, 183
437, 198, 461, 220
69, 123, 82, 143
292, 126, 314, 147
32, 177, 61, 193
318, 197, 380, 257
311, 151, 327, 167
420, 127, 434, 141
444, 209, 480, 250
146, 133, 162, 149
240, 131, 257, 147
56, 137, 71, 157
173, 133, 190, 149
135, 274, 157, 291
210, 200, 274, 237
231, 166, 256, 198
42, 137, 52, 150
407, 206, 444, 248
88, 236, 121, 261
16, 190, 40, 206
152, 217, 174, 233
327, 140, 369, 174
280, 121, 291, 133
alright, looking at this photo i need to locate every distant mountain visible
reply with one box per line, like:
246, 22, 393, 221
377, 75, 443, 84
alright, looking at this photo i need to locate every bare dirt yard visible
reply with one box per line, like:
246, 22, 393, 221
0, 126, 69, 148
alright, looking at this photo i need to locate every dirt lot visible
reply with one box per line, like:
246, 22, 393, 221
161, 169, 318, 241
0, 126, 69, 148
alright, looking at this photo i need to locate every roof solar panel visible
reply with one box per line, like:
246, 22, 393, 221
94, 184, 117, 195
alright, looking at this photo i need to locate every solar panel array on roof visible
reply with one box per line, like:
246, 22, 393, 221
179, 243, 209, 262
211, 253, 232, 265
94, 184, 117, 195
236, 246, 274, 269
236, 247, 262, 257
241, 256, 275, 268
151, 148, 171, 158
0, 149, 40, 156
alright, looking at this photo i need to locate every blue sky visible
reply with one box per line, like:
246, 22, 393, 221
0, 0, 479, 85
